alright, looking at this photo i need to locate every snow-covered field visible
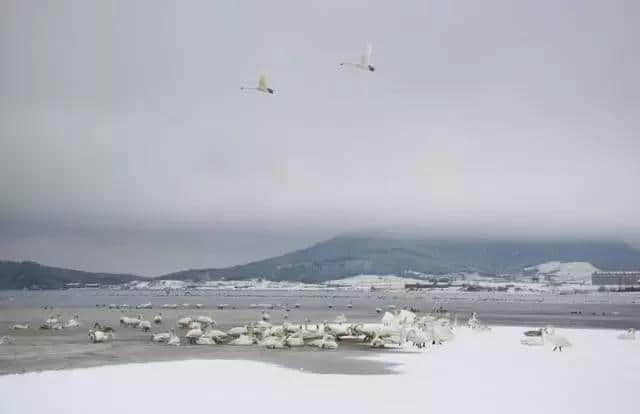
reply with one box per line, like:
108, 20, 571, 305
1, 326, 638, 414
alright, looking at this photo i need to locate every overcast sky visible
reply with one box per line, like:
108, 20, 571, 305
1, 0, 639, 275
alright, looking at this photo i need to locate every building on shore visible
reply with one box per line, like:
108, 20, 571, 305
592, 271, 640, 286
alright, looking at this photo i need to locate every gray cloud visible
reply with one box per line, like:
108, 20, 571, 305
1, 0, 639, 274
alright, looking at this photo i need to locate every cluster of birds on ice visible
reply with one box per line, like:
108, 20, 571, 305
88, 308, 458, 350
97, 302, 277, 310
3, 307, 638, 351
8, 313, 82, 332
240, 43, 375, 95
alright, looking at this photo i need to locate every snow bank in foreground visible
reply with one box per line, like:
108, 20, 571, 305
1, 327, 638, 414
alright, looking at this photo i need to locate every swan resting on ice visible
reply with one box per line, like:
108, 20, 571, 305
177, 317, 193, 329
0, 336, 15, 344
543, 327, 571, 352
185, 327, 203, 344
167, 330, 180, 346
195, 336, 215, 345
139, 320, 152, 332
308, 334, 338, 350
229, 334, 258, 346
64, 315, 81, 329
617, 328, 636, 340
88, 328, 113, 343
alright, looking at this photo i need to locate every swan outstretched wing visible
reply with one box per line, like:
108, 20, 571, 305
361, 43, 372, 65
258, 73, 268, 89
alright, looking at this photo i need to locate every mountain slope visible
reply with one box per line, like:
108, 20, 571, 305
159, 235, 640, 283
0, 261, 141, 289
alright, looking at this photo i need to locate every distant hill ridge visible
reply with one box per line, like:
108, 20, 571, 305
0, 260, 139, 289
2, 235, 640, 288
158, 235, 640, 283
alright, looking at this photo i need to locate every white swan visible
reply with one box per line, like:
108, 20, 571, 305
283, 322, 301, 334
196, 316, 215, 327
395, 310, 417, 326
167, 329, 180, 346
255, 320, 272, 330
64, 315, 81, 329
0, 336, 15, 345
229, 334, 257, 346
45, 314, 61, 326
240, 73, 274, 94
177, 317, 193, 329
370, 334, 401, 348
120, 315, 141, 328
88, 329, 113, 343
41, 314, 64, 330
308, 334, 338, 350
261, 325, 283, 338
285, 333, 305, 347
151, 332, 170, 343
188, 321, 202, 330
299, 327, 323, 340
324, 323, 352, 339
340, 43, 375, 72
153, 313, 163, 324
261, 336, 286, 349
227, 326, 248, 337
201, 328, 229, 342
381, 312, 394, 326
139, 320, 152, 332
617, 328, 636, 340
405, 327, 431, 348
185, 327, 203, 344
195, 336, 215, 345
543, 327, 571, 351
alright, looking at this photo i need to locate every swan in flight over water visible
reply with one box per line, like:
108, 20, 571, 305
340, 44, 375, 72
241, 73, 274, 94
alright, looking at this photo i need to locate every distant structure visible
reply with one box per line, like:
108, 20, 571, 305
592, 271, 640, 286
405, 278, 451, 290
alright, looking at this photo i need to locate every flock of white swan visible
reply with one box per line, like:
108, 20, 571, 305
241, 43, 375, 95
2, 305, 637, 352
90, 307, 457, 349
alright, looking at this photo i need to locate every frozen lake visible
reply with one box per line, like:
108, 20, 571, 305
1, 288, 639, 376
2, 288, 640, 329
